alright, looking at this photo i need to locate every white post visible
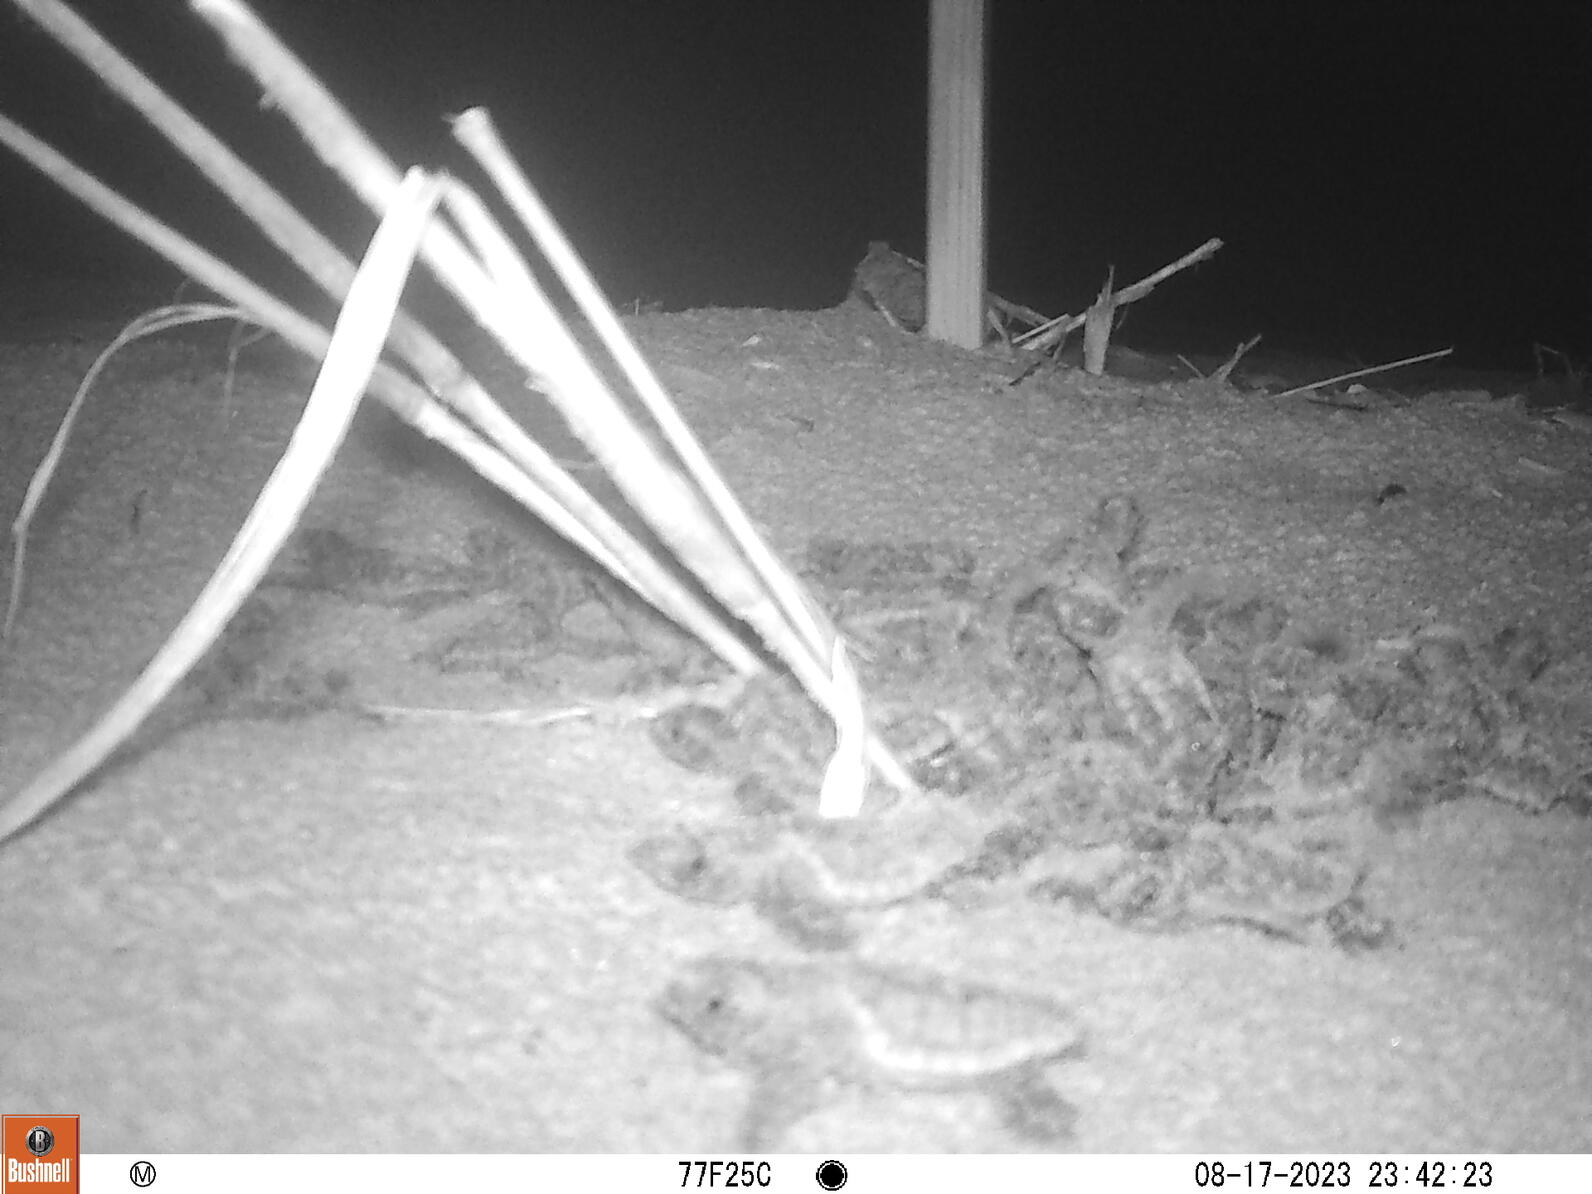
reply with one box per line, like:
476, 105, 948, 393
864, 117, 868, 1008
925, 0, 987, 349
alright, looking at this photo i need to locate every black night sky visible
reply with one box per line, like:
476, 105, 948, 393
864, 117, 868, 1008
1, 1, 1587, 368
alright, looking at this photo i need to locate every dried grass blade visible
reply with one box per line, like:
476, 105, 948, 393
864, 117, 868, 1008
4, 303, 239, 643
187, 0, 909, 799
4, 3, 762, 675
0, 169, 443, 842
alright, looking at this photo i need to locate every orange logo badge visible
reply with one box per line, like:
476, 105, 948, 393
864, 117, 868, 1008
1, 1116, 78, 1194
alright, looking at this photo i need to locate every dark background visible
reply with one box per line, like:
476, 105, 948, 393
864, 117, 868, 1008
1, 0, 1586, 367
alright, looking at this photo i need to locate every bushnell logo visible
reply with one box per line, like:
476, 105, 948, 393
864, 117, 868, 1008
2, 1114, 79, 1192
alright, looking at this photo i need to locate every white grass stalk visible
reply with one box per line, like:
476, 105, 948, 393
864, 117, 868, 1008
187, 2, 771, 631
1270, 347, 1456, 401
452, 113, 872, 746
6, 0, 762, 676
0, 111, 756, 678
818, 637, 870, 818
453, 110, 834, 666
4, 302, 239, 643
1, 0, 912, 827
0, 169, 445, 843
187, 0, 908, 799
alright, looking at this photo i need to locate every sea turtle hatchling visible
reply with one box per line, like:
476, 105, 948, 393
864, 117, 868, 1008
627, 796, 991, 950
655, 954, 1084, 1150
1221, 622, 1585, 823
1026, 818, 1388, 949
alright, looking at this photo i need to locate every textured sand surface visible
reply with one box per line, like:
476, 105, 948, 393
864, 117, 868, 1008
2, 293, 1589, 1151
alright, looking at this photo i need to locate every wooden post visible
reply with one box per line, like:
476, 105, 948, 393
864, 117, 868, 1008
925, 0, 987, 349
